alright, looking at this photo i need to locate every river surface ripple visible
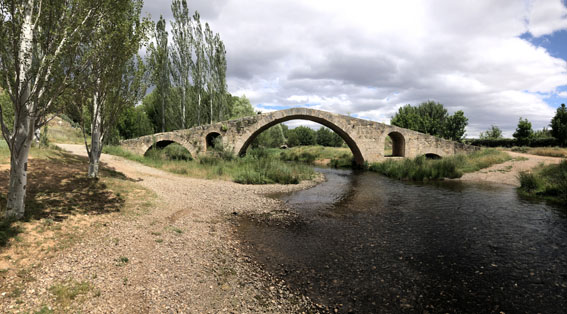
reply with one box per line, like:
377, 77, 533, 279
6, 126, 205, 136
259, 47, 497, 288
236, 168, 567, 313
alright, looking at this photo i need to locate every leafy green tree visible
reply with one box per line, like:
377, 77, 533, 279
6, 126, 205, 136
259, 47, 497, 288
229, 95, 255, 119
390, 104, 422, 132
479, 125, 503, 139
391, 101, 468, 141
117, 106, 154, 139
533, 127, 552, 139
252, 124, 286, 148
75, 0, 149, 178
442, 110, 468, 142
316, 127, 337, 146
551, 103, 567, 146
287, 126, 316, 147
513, 117, 534, 145
0, 0, 97, 218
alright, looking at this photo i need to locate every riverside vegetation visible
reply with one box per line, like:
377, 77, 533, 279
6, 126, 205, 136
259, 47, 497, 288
103, 143, 316, 185
368, 149, 513, 181
518, 160, 567, 204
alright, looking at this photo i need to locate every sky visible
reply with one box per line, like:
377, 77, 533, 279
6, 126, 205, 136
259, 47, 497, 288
142, 0, 567, 137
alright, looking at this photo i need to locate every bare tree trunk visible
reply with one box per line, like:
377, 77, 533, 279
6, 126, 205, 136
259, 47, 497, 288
210, 97, 213, 124
88, 91, 103, 178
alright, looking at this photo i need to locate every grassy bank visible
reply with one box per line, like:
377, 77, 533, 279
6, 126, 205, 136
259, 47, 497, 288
278, 145, 354, 168
103, 144, 315, 185
511, 146, 567, 158
1, 145, 153, 287
518, 160, 567, 204
369, 149, 512, 181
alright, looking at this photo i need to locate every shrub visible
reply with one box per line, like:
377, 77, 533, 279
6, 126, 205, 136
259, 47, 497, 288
163, 143, 192, 161
329, 153, 354, 169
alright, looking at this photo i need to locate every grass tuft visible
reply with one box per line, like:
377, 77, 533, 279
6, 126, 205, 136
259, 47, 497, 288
49, 280, 92, 308
519, 160, 567, 204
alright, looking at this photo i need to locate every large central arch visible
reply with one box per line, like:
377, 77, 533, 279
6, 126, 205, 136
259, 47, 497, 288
237, 114, 365, 166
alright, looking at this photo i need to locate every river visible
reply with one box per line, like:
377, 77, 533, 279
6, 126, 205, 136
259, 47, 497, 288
236, 168, 567, 313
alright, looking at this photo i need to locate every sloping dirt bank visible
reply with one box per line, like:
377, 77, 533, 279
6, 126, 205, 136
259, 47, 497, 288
456, 151, 563, 187
1, 144, 323, 313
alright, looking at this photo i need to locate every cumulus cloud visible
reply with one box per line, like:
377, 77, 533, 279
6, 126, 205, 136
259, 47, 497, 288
143, 0, 567, 136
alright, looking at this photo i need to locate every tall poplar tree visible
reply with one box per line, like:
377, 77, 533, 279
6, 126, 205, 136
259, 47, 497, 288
148, 15, 170, 132
191, 11, 206, 126
170, 0, 193, 129
0, 0, 96, 218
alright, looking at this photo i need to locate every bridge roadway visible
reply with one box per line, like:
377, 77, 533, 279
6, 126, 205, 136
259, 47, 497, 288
120, 108, 478, 165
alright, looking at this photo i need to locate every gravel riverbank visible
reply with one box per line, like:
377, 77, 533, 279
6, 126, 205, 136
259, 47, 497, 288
1, 144, 325, 313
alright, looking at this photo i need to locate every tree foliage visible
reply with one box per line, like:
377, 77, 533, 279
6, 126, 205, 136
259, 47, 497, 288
513, 117, 534, 145
229, 95, 255, 119
479, 125, 503, 139
391, 101, 468, 141
287, 126, 317, 147
316, 127, 344, 147
551, 103, 567, 146
0, 0, 99, 218
144, 0, 229, 133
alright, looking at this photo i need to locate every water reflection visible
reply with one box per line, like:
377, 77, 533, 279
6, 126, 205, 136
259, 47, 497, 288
237, 168, 567, 313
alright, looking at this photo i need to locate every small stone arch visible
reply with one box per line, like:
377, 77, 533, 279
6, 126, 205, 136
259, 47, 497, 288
144, 140, 192, 160
206, 132, 222, 151
424, 153, 442, 159
144, 140, 176, 156
237, 114, 364, 166
386, 131, 405, 157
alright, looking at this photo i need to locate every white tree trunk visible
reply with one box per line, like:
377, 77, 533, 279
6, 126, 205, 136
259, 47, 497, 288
88, 91, 103, 178
6, 126, 33, 219
5, 0, 35, 219
182, 88, 186, 129
197, 93, 201, 125
210, 97, 213, 124
161, 95, 166, 133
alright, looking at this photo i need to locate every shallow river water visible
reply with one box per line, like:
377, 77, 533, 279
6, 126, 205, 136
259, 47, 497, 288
236, 168, 567, 313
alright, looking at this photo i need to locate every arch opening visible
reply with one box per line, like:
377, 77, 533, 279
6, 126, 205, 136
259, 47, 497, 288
237, 115, 364, 166
144, 140, 192, 161
206, 132, 221, 151
386, 132, 405, 157
424, 153, 442, 159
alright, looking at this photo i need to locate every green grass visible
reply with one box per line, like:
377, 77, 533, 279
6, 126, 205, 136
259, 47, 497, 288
518, 160, 567, 204
103, 145, 315, 185
369, 149, 512, 181
49, 280, 92, 308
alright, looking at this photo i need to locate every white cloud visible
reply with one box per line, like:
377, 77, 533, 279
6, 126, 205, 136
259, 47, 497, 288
144, 0, 567, 137
527, 0, 567, 37
559, 91, 567, 98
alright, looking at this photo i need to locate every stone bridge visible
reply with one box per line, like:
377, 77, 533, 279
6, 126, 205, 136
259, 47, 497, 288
119, 108, 478, 165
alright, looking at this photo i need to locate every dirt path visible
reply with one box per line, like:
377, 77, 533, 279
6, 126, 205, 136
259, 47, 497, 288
1, 144, 322, 313
456, 151, 563, 187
